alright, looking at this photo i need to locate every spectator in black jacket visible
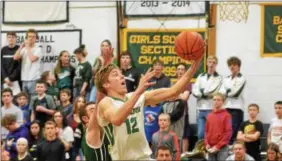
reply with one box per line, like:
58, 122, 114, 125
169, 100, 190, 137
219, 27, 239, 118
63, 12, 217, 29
1, 32, 21, 91
120, 51, 140, 93
150, 59, 171, 89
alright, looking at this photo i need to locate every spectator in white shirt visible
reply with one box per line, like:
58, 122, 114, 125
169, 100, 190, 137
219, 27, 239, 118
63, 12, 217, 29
268, 101, 282, 148
14, 29, 42, 97
192, 55, 222, 140
219, 56, 246, 144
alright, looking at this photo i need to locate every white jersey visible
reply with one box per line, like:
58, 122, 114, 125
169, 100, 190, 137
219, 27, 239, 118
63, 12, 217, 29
97, 93, 152, 160
219, 73, 246, 110
192, 72, 222, 110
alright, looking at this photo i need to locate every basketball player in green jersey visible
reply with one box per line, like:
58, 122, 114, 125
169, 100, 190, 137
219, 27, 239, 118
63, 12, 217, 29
79, 102, 111, 161
94, 55, 203, 160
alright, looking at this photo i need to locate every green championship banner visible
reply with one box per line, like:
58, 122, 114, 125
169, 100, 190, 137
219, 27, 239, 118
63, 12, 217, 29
261, 5, 282, 57
122, 29, 206, 83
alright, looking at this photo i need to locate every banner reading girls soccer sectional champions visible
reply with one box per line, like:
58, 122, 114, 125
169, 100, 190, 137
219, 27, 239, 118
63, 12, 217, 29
123, 29, 206, 83
1, 30, 82, 72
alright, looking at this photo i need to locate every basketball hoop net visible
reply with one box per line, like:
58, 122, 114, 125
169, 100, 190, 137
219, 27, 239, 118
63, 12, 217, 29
218, 1, 249, 23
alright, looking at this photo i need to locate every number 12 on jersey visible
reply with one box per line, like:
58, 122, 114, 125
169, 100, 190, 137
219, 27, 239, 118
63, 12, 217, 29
125, 117, 139, 134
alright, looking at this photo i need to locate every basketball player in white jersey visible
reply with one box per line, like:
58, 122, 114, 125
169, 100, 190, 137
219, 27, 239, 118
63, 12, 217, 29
94, 56, 202, 160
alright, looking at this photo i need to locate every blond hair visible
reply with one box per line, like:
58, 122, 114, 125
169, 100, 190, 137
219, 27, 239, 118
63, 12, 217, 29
207, 55, 218, 64
213, 92, 226, 102
94, 64, 119, 95
159, 113, 171, 124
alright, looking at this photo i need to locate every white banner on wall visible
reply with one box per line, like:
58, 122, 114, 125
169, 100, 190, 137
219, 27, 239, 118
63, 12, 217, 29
1, 30, 82, 72
124, 1, 206, 17
3, 2, 69, 24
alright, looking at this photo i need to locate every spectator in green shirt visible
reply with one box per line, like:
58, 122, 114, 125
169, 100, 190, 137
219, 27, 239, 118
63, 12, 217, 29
73, 45, 92, 101
54, 50, 75, 92
41, 71, 60, 107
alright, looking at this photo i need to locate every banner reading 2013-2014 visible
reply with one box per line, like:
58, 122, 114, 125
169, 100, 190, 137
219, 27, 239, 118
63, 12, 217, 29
123, 29, 206, 83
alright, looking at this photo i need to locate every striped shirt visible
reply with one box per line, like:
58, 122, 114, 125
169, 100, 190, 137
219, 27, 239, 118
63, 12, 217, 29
81, 128, 111, 161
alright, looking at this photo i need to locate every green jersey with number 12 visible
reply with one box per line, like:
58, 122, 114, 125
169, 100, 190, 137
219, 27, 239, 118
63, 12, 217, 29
97, 93, 152, 160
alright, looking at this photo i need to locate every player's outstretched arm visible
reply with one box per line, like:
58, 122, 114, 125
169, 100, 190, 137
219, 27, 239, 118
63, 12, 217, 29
86, 105, 103, 149
144, 55, 203, 106
98, 69, 156, 126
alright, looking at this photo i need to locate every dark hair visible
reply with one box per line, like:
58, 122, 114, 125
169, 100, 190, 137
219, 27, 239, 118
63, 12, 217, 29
227, 56, 241, 67
156, 145, 171, 157
152, 59, 164, 66
26, 29, 38, 39
7, 31, 16, 37
53, 111, 68, 129
120, 51, 135, 68
101, 39, 112, 47
79, 102, 96, 125
248, 103, 260, 110
74, 44, 87, 57
29, 120, 43, 141
60, 89, 71, 97
275, 101, 282, 106
16, 92, 28, 99
36, 80, 47, 86
54, 50, 70, 75
176, 63, 187, 70
2, 88, 13, 97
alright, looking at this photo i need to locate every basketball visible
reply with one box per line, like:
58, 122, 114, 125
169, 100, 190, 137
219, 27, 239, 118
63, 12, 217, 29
174, 31, 206, 61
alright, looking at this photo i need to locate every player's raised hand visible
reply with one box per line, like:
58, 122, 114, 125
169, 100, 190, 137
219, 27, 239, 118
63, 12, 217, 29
136, 68, 156, 95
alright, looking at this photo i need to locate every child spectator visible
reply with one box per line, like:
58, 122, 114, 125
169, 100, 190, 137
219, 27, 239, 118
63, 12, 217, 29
67, 96, 85, 131
151, 113, 180, 160
57, 89, 73, 116
28, 120, 44, 161
268, 101, 282, 146
73, 45, 92, 100
53, 111, 74, 161
1, 88, 23, 139
16, 92, 30, 127
205, 93, 232, 161
14, 138, 33, 161
54, 50, 75, 91
30, 80, 56, 128
40, 71, 60, 106
237, 103, 264, 161
226, 141, 255, 161
37, 120, 65, 161
1, 114, 29, 160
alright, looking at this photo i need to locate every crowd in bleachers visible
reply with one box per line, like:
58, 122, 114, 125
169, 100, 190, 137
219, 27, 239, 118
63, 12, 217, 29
1, 29, 282, 161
